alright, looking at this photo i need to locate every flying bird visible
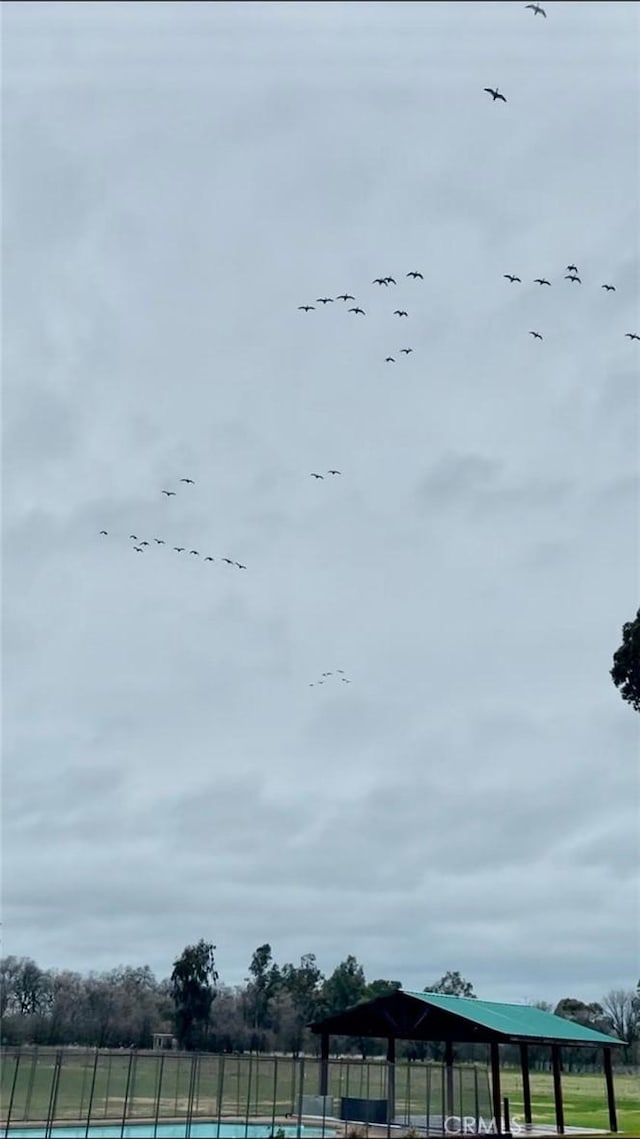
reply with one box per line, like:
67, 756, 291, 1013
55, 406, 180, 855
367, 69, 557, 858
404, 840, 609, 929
298, 305, 315, 312
99, 530, 108, 536
204, 556, 214, 561
534, 278, 551, 286
129, 535, 138, 540
189, 550, 199, 556
235, 563, 246, 570
154, 539, 165, 545
601, 284, 616, 291
373, 278, 388, 286
566, 265, 578, 273
349, 307, 366, 315
525, 3, 546, 15
394, 310, 408, 317
133, 547, 144, 553
140, 541, 150, 546
504, 274, 521, 283
316, 297, 334, 304
384, 277, 397, 285
407, 271, 423, 279
327, 469, 341, 475
529, 331, 543, 340
174, 546, 185, 552
162, 490, 176, 497
322, 672, 332, 677
625, 333, 640, 341
341, 678, 351, 683
385, 356, 395, 363
337, 670, 345, 674
310, 473, 324, 479
222, 558, 234, 565
484, 87, 507, 102
336, 294, 355, 301
400, 347, 413, 354
565, 274, 581, 283
180, 478, 195, 484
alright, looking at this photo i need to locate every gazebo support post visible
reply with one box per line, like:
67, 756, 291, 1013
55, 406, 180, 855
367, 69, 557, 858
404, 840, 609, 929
444, 1040, 455, 1123
603, 1046, 618, 1133
551, 1044, 565, 1135
490, 1042, 502, 1135
386, 1036, 396, 1125
319, 1033, 329, 1097
519, 1043, 532, 1126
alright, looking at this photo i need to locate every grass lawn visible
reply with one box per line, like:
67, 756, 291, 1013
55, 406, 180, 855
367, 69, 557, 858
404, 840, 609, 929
1, 1051, 637, 1135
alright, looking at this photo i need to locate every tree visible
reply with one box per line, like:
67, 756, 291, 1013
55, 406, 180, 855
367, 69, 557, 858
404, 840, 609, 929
246, 943, 280, 1031
320, 955, 367, 1016
364, 978, 402, 1001
601, 989, 640, 1062
610, 608, 640, 712
170, 940, 218, 1050
426, 970, 476, 998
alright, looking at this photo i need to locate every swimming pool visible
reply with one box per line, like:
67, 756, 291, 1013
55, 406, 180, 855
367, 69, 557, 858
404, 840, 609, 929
5, 1126, 327, 1139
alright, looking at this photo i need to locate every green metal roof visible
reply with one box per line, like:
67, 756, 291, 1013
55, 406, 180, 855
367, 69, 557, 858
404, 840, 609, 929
407, 991, 625, 1046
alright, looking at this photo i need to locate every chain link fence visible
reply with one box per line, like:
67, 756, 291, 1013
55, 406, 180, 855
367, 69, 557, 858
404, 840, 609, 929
1, 1049, 494, 1137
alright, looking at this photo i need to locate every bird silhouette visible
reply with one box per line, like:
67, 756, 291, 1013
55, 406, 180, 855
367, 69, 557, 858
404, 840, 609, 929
322, 672, 332, 677
99, 530, 108, 536
133, 547, 144, 553
337, 669, 345, 674
174, 546, 185, 552
336, 294, 355, 301
565, 274, 581, 283
394, 310, 408, 317
504, 274, 521, 283
129, 535, 138, 540
310, 473, 324, 479
154, 539, 165, 545
140, 541, 150, 547
316, 297, 334, 304
385, 356, 395, 363
373, 278, 388, 286
534, 278, 551, 286
384, 277, 397, 285
349, 307, 366, 315
327, 469, 341, 475
189, 550, 199, 556
400, 347, 413, 354
162, 490, 176, 497
566, 265, 578, 273
236, 563, 247, 570
407, 271, 423, 279
222, 558, 234, 565
602, 284, 616, 291
204, 556, 214, 562
298, 305, 315, 312
529, 331, 543, 340
625, 333, 640, 341
341, 678, 351, 683
180, 478, 195, 484
485, 87, 507, 102
525, 3, 546, 15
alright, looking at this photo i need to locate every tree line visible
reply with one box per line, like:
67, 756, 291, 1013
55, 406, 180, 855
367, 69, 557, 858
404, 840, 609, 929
2, 945, 638, 1068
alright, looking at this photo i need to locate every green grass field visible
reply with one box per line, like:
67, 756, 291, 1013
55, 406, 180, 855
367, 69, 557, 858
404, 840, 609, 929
1, 1051, 638, 1135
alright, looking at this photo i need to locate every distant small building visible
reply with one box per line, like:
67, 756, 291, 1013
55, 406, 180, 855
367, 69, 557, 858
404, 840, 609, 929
152, 1032, 178, 1051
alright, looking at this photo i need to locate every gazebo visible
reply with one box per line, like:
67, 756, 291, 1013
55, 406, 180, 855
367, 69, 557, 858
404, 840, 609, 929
310, 990, 625, 1136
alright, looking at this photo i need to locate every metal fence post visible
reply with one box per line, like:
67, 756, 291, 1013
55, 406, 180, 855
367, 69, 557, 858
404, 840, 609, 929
270, 1056, 278, 1136
243, 1053, 253, 1137
185, 1051, 198, 1139
3, 1048, 21, 1138
44, 1049, 63, 1139
84, 1047, 101, 1139
153, 1051, 165, 1139
104, 1052, 113, 1118
216, 1054, 225, 1137
296, 1056, 305, 1139
119, 1050, 135, 1139
24, 1046, 39, 1122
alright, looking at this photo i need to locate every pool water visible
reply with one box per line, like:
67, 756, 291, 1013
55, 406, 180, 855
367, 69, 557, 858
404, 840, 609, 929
5, 1126, 326, 1139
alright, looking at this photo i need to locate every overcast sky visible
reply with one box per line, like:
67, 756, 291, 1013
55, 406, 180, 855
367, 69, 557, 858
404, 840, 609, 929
3, 0, 639, 1007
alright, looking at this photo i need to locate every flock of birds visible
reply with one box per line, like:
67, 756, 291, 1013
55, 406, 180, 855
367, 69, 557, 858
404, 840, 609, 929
98, 479, 247, 569
298, 271, 423, 363
308, 670, 352, 688
94, 1, 638, 696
